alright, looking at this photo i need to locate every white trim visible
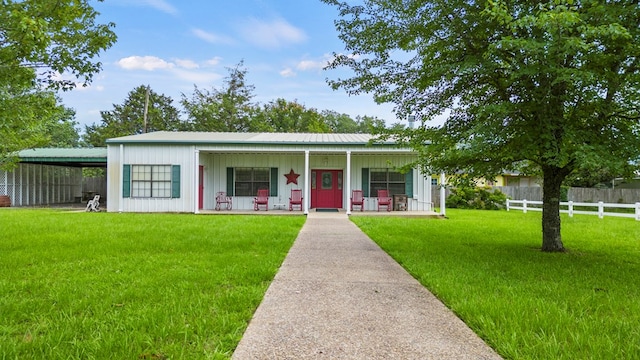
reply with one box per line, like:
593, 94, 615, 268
118, 144, 124, 212
304, 150, 310, 214
346, 150, 352, 215
194, 149, 200, 214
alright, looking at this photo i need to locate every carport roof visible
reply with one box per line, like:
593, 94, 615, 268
17, 148, 107, 167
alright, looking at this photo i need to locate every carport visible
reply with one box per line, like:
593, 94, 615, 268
0, 148, 106, 207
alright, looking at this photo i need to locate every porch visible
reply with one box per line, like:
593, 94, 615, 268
198, 208, 444, 218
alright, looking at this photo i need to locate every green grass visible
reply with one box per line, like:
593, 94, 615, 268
352, 210, 640, 360
0, 210, 305, 359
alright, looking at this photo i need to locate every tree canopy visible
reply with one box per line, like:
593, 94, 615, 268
0, 0, 116, 167
324, 0, 640, 251
83, 85, 186, 147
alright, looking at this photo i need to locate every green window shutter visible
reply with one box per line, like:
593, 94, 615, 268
171, 165, 181, 198
405, 169, 414, 197
226, 167, 234, 195
122, 164, 131, 198
270, 168, 278, 197
361, 168, 369, 197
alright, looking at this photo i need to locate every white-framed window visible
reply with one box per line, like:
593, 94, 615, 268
234, 168, 270, 196
370, 168, 406, 196
131, 165, 172, 198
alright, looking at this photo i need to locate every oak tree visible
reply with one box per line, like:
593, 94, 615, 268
0, 0, 116, 166
324, 0, 640, 251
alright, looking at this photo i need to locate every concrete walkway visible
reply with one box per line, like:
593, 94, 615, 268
232, 212, 502, 359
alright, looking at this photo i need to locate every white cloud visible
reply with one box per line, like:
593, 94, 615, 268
205, 57, 222, 66
115, 55, 222, 84
142, 0, 177, 15
191, 28, 235, 45
296, 59, 327, 71
174, 59, 199, 69
117, 56, 175, 71
239, 18, 307, 49
280, 68, 296, 78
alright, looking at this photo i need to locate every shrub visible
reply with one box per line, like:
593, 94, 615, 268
446, 186, 508, 210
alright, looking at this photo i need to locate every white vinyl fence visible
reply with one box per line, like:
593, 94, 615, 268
507, 199, 640, 221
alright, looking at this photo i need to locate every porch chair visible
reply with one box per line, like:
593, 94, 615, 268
289, 189, 303, 211
254, 189, 269, 211
351, 189, 364, 211
215, 191, 232, 210
85, 194, 100, 212
376, 189, 392, 212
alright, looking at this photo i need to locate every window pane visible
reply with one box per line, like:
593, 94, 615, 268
253, 182, 270, 195
132, 181, 151, 197
371, 183, 387, 195
388, 171, 404, 182
153, 166, 171, 181
370, 170, 387, 182
235, 183, 251, 196
132, 165, 151, 181
321, 172, 332, 189
235, 169, 252, 182
153, 181, 171, 198
253, 169, 269, 181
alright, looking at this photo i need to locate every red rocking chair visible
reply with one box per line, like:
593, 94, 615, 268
254, 189, 269, 211
215, 191, 232, 210
376, 189, 392, 212
351, 190, 364, 211
289, 189, 303, 211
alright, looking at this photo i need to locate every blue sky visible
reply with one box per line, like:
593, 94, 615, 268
59, 0, 400, 130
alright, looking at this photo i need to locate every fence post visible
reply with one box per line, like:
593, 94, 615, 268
506, 199, 510, 211
636, 203, 640, 221
523, 199, 527, 214
598, 201, 604, 219
568, 201, 574, 217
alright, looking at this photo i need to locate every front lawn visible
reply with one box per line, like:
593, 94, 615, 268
352, 210, 640, 360
0, 210, 305, 359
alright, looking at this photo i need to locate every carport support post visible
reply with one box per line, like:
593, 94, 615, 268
346, 150, 351, 215
304, 150, 309, 214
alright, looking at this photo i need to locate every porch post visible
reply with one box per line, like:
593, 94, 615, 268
118, 144, 124, 212
194, 149, 200, 214
346, 150, 352, 215
304, 150, 310, 214
440, 172, 446, 216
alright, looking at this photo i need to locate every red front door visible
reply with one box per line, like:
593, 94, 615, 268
311, 170, 343, 208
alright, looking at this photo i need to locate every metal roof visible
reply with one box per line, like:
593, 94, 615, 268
106, 131, 395, 146
17, 148, 107, 167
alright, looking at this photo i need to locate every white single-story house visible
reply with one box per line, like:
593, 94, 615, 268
106, 132, 436, 214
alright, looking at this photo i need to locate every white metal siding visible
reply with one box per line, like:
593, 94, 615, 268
108, 144, 195, 212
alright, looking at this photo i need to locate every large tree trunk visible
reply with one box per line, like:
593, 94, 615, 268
541, 166, 567, 252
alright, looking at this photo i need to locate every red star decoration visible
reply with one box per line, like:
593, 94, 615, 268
284, 169, 300, 185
